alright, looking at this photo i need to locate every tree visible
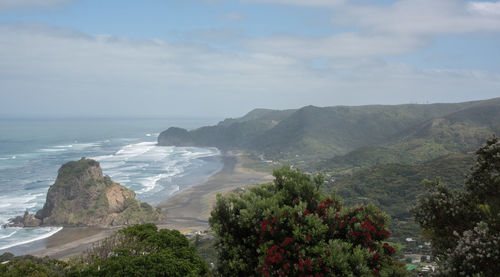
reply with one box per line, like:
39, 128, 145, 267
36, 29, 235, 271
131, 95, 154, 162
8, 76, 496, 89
209, 166, 405, 276
1, 224, 210, 277
0, 255, 69, 277
413, 136, 500, 276
72, 223, 210, 277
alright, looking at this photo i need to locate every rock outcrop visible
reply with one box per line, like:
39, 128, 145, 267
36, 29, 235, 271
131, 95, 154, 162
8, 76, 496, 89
158, 127, 195, 146
8, 210, 41, 227
9, 158, 161, 227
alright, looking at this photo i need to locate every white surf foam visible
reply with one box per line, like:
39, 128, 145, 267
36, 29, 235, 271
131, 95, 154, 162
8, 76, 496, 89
89, 141, 221, 198
115, 142, 156, 159
138, 167, 183, 194
70, 142, 101, 150
0, 227, 63, 250
54, 145, 73, 148
167, 185, 180, 196
39, 148, 67, 152
0, 231, 17, 239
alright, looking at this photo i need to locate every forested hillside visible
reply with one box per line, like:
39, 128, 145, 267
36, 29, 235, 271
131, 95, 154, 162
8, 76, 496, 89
158, 98, 499, 242
159, 98, 499, 165
328, 153, 475, 240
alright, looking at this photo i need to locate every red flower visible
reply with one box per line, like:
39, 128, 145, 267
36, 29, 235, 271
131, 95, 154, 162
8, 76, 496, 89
384, 242, 396, 254
281, 237, 294, 247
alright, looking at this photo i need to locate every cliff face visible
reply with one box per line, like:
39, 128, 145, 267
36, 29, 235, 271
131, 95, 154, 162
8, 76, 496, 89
18, 158, 162, 227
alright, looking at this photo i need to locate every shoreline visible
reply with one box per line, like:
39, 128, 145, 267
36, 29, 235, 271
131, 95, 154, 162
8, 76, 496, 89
157, 151, 273, 230
9, 151, 271, 259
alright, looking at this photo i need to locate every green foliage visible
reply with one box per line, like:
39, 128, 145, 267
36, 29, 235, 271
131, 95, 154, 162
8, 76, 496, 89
328, 153, 474, 240
0, 224, 209, 277
412, 136, 500, 276
73, 224, 209, 277
209, 166, 406, 276
0, 255, 69, 277
159, 98, 500, 165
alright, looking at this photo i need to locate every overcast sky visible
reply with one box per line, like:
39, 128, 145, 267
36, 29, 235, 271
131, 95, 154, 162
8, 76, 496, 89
0, 0, 499, 118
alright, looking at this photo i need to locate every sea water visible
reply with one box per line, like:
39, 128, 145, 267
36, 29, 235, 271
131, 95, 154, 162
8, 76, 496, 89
0, 117, 222, 254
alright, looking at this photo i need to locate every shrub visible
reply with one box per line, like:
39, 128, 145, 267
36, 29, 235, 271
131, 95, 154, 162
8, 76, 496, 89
413, 136, 500, 276
210, 166, 405, 276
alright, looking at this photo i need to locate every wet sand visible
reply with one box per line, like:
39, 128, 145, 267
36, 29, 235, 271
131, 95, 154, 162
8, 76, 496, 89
31, 227, 117, 259
157, 151, 273, 224
28, 151, 272, 259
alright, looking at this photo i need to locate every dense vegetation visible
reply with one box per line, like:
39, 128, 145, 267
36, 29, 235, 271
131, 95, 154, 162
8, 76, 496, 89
0, 224, 209, 277
412, 136, 500, 276
209, 166, 406, 276
159, 98, 500, 165
330, 153, 475, 240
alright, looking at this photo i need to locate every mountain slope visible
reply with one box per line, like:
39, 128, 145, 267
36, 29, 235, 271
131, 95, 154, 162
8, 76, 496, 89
159, 98, 499, 163
317, 98, 500, 171
251, 103, 473, 159
158, 108, 296, 148
329, 153, 475, 239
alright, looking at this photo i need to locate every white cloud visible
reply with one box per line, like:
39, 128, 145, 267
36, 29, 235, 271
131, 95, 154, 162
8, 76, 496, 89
0, 23, 498, 117
239, 0, 500, 62
0, 0, 70, 11
331, 0, 500, 35
468, 1, 500, 16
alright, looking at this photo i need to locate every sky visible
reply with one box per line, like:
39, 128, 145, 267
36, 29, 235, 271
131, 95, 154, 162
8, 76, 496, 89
0, 0, 499, 118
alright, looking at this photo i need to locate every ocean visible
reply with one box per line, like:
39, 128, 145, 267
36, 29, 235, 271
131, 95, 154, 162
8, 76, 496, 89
0, 117, 223, 254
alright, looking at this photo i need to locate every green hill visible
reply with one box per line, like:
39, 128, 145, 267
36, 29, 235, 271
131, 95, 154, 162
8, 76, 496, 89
156, 98, 499, 244
159, 99, 500, 160
327, 153, 475, 239
317, 98, 500, 171
158, 108, 295, 148
250, 103, 473, 160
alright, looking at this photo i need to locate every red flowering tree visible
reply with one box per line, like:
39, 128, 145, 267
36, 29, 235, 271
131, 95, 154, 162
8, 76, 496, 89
210, 166, 406, 276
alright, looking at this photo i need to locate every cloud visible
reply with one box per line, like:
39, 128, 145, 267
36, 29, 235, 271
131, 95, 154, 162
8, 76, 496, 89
0, 23, 498, 117
245, 33, 425, 58
239, 0, 500, 62
468, 1, 500, 16
331, 0, 500, 35
219, 12, 247, 22
0, 0, 70, 11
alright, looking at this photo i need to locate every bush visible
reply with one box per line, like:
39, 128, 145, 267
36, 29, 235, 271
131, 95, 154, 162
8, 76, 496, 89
413, 136, 500, 276
73, 223, 210, 277
210, 166, 406, 276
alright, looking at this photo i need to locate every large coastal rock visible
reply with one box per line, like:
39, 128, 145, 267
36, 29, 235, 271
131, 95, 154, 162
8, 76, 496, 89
12, 158, 161, 227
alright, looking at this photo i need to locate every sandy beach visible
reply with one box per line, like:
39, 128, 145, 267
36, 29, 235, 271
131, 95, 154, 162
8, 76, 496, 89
27, 151, 272, 259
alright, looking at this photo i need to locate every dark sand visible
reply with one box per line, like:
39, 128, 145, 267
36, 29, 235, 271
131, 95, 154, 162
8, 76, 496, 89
157, 152, 273, 224
28, 152, 272, 259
